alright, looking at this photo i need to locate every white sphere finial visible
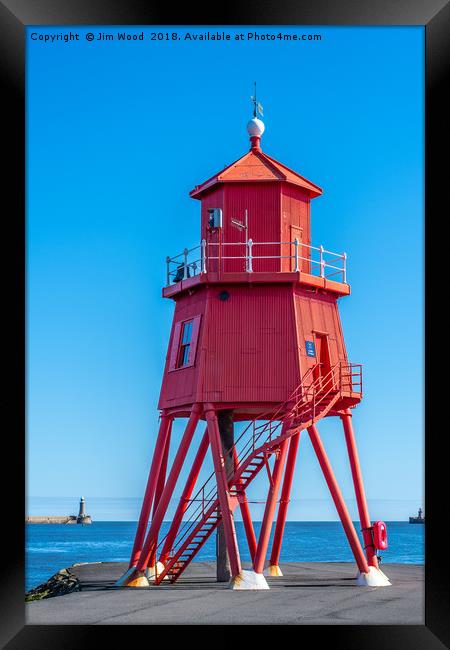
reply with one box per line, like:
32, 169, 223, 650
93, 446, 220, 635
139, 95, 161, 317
247, 117, 265, 138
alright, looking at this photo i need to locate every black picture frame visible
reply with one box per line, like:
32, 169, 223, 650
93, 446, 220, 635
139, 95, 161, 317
1, 0, 448, 646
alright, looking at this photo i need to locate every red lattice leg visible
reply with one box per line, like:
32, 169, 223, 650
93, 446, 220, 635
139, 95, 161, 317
308, 423, 369, 574
269, 431, 300, 574
253, 439, 289, 574
128, 412, 173, 569
341, 409, 378, 568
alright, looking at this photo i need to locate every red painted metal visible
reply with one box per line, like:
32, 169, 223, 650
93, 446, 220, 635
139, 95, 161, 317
136, 405, 201, 572
237, 493, 257, 562
152, 426, 171, 518
249, 134, 261, 151
270, 431, 300, 567
190, 149, 322, 199
162, 272, 350, 300
129, 412, 172, 568
149, 425, 172, 567
233, 448, 257, 561
341, 408, 379, 568
154, 363, 357, 584
253, 438, 289, 573
125, 123, 381, 588
281, 185, 311, 273
205, 404, 241, 578
159, 429, 209, 564
307, 423, 370, 574
158, 283, 355, 414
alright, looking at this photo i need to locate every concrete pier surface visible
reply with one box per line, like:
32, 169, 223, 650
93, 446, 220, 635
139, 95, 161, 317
26, 561, 423, 625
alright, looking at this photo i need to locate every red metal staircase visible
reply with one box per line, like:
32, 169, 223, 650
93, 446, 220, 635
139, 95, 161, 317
154, 361, 362, 584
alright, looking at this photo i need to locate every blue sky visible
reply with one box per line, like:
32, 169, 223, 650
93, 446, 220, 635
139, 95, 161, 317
27, 26, 424, 520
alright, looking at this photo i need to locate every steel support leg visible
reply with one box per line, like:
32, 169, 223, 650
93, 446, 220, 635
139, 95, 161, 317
159, 428, 209, 565
216, 410, 235, 582
136, 404, 201, 573
308, 424, 369, 574
148, 425, 172, 569
128, 412, 172, 568
238, 494, 257, 562
233, 449, 257, 562
205, 404, 241, 579
269, 431, 300, 570
152, 426, 171, 516
253, 439, 289, 574
341, 409, 379, 568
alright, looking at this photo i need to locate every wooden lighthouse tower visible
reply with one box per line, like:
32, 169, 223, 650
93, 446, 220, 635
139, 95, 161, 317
118, 97, 391, 590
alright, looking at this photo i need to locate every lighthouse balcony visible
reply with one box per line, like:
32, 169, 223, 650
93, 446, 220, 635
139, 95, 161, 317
164, 239, 349, 297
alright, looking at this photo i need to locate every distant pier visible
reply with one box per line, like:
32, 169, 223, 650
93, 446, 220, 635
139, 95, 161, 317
26, 516, 79, 525
26, 497, 92, 525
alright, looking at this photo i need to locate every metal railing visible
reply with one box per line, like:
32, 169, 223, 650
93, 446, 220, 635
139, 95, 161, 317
166, 239, 347, 285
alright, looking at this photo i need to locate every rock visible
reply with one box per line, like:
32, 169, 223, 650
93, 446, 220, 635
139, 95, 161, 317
25, 568, 81, 602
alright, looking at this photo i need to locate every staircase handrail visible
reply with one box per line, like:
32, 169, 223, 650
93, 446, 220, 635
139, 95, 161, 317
155, 363, 322, 555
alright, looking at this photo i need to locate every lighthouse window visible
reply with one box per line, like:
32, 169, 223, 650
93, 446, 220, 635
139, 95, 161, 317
168, 314, 202, 372
177, 320, 193, 368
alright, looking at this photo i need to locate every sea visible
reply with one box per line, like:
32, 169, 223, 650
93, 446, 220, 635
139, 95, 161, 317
25, 520, 424, 592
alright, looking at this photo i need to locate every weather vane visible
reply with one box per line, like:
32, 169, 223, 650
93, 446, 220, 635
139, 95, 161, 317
251, 81, 263, 118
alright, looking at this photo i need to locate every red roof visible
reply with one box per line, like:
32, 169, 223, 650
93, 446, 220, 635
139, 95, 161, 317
190, 149, 323, 199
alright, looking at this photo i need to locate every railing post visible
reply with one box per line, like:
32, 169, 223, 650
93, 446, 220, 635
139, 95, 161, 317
294, 238, 299, 272
247, 238, 253, 273
343, 252, 347, 283
201, 239, 207, 274
166, 256, 170, 285
183, 248, 188, 280
320, 245, 325, 278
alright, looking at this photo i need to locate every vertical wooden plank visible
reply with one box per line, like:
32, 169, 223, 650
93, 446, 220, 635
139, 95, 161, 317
187, 315, 202, 366
168, 321, 182, 371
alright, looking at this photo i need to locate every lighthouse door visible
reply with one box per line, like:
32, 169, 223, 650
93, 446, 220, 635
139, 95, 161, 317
313, 333, 332, 390
207, 226, 221, 274
290, 225, 303, 272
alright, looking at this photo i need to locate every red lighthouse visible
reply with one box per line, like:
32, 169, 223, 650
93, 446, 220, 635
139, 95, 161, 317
118, 100, 391, 590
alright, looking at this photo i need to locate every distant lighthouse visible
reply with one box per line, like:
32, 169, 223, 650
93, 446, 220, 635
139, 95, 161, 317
76, 497, 92, 524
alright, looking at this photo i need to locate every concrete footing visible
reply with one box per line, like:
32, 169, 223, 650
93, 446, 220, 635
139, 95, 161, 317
229, 569, 270, 590
116, 568, 150, 588
264, 565, 283, 577
114, 567, 136, 587
146, 562, 165, 581
357, 566, 392, 587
